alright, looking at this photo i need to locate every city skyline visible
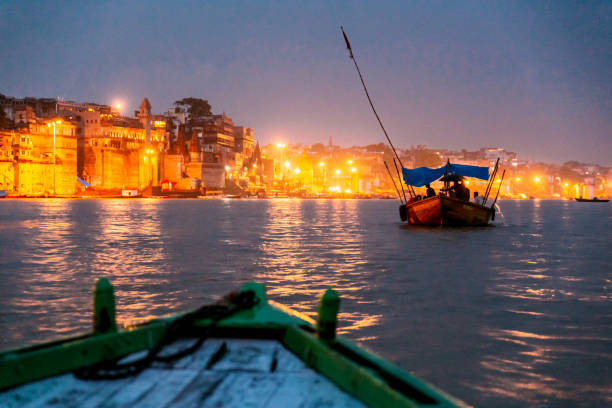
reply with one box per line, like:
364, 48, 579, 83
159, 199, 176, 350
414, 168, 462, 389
1, 1, 610, 165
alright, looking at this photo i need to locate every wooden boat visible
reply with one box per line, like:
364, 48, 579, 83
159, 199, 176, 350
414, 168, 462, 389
0, 279, 467, 407
401, 195, 492, 226
575, 197, 609, 202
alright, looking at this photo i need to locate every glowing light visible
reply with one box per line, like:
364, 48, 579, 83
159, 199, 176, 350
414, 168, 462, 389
496, 178, 501, 183
284, 161, 291, 169
276, 143, 286, 148
351, 168, 357, 173
335, 169, 341, 175
511, 162, 518, 167
515, 177, 521, 182
294, 168, 301, 174
56, 120, 62, 124
534, 177, 540, 183
347, 160, 353, 164
329, 186, 341, 192
225, 165, 230, 172
115, 103, 121, 110
345, 189, 352, 193
319, 162, 325, 166
564, 183, 569, 187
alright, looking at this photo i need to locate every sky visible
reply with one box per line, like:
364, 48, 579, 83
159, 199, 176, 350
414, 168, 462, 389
1, 0, 611, 165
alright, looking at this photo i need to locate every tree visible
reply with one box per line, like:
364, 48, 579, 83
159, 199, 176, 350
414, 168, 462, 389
365, 142, 387, 152
414, 150, 442, 168
310, 143, 326, 153
0, 107, 12, 129
174, 97, 212, 119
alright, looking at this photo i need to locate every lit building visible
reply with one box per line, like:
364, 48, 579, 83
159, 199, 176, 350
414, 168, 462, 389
81, 98, 165, 191
0, 117, 77, 195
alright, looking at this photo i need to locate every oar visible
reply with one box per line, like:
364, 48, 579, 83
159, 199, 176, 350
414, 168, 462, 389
384, 160, 404, 203
392, 157, 410, 200
483, 158, 499, 205
490, 169, 506, 209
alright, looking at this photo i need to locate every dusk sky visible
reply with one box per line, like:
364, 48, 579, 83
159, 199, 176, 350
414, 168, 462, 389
1, 1, 610, 165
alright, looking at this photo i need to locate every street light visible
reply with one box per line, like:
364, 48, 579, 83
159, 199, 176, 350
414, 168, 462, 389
47, 119, 62, 195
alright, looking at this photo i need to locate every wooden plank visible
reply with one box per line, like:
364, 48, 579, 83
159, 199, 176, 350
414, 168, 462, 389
210, 339, 277, 372
264, 372, 366, 408
97, 368, 162, 406
0, 374, 73, 408
201, 372, 285, 408
16, 374, 124, 408
166, 371, 226, 408
152, 338, 202, 369
273, 346, 307, 372
174, 338, 226, 370
127, 369, 200, 408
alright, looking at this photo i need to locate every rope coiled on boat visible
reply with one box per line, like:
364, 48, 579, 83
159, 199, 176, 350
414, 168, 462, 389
74, 289, 258, 380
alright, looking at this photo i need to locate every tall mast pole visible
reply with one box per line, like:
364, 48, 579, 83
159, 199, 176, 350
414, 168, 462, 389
341, 27, 405, 170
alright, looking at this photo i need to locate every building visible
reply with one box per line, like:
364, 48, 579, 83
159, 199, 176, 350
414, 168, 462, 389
82, 113, 165, 190
0, 117, 77, 195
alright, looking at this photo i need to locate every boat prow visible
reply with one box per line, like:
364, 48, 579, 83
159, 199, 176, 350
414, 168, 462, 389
0, 279, 468, 408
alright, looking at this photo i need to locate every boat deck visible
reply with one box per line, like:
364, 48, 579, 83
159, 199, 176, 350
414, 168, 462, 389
0, 337, 364, 408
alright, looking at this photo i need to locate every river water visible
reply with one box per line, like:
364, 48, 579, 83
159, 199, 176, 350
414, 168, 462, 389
0, 198, 610, 407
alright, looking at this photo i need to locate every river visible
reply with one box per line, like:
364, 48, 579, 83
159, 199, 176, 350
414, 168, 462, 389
0, 198, 610, 407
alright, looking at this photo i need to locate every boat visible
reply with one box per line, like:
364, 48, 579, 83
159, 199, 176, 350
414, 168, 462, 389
403, 195, 492, 226
121, 189, 141, 198
575, 197, 609, 202
0, 278, 468, 408
338, 30, 500, 228
399, 162, 499, 227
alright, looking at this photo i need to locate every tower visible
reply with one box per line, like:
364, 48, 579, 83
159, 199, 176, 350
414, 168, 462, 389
139, 97, 152, 146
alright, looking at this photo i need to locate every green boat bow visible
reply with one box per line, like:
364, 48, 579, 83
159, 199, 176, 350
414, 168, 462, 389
0, 279, 468, 408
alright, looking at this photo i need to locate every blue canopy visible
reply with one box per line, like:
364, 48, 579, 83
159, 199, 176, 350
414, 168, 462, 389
402, 163, 490, 187
77, 176, 90, 187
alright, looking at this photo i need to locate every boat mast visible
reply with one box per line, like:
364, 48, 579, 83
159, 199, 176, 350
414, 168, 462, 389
341, 27, 405, 170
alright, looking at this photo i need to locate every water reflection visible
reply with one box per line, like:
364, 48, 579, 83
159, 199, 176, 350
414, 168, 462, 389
255, 199, 381, 334
475, 200, 612, 406
0, 198, 610, 407
93, 199, 170, 325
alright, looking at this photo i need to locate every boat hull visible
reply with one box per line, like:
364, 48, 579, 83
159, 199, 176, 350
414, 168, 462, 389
405, 196, 492, 226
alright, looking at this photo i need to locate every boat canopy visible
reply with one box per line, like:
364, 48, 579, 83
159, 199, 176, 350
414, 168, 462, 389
402, 163, 490, 187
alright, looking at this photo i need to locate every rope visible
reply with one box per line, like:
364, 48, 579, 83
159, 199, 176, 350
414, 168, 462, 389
74, 290, 258, 380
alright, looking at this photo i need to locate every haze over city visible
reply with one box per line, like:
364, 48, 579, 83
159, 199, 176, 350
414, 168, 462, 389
1, 0, 610, 165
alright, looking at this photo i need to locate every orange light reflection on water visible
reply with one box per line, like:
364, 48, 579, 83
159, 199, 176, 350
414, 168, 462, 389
254, 199, 381, 335
93, 199, 172, 326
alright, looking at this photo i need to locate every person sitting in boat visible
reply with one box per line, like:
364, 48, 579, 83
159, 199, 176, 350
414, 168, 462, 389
425, 184, 435, 198
471, 191, 484, 205
450, 180, 469, 201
